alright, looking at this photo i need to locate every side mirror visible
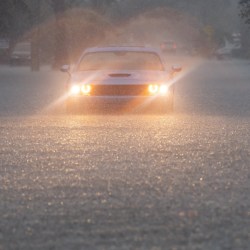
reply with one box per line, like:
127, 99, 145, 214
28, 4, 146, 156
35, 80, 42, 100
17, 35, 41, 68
60, 64, 70, 73
172, 65, 182, 73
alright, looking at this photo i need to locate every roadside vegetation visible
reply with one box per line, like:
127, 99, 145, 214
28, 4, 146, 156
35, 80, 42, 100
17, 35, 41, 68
0, 0, 249, 70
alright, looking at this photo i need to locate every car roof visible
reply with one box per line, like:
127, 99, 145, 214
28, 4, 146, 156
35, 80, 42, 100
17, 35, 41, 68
84, 46, 162, 54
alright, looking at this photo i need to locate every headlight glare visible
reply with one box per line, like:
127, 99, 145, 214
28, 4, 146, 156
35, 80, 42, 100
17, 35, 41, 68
70, 85, 81, 95
81, 84, 92, 95
159, 85, 169, 95
148, 84, 159, 95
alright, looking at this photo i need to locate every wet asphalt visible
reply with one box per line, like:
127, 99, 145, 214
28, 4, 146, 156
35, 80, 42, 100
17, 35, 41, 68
0, 59, 249, 250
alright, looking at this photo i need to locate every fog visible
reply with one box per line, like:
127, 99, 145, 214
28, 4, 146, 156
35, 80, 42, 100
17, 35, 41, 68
1, 0, 246, 67
0, 1, 250, 250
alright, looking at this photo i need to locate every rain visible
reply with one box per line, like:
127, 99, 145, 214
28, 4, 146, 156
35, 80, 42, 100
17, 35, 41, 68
0, 1, 250, 249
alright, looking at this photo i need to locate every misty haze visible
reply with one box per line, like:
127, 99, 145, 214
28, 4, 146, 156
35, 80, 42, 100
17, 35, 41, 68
0, 1, 249, 250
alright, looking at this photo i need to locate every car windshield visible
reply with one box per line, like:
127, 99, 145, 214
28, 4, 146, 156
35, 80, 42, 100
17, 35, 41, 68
77, 51, 164, 71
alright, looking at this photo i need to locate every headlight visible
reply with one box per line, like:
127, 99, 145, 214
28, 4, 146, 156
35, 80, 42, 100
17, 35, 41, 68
148, 84, 159, 94
148, 84, 169, 95
81, 84, 92, 95
70, 85, 81, 95
69, 84, 92, 95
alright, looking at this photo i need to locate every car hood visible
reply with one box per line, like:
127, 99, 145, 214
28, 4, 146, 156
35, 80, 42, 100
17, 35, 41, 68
71, 70, 170, 85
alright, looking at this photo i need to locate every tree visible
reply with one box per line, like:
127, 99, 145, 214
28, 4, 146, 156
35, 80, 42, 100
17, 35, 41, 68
30, 0, 41, 71
49, 0, 117, 68
240, 0, 250, 24
0, 0, 31, 39
51, 0, 69, 68
239, 0, 250, 57
91, 0, 117, 14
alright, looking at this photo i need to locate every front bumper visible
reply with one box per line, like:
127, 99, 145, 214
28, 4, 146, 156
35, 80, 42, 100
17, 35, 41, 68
66, 95, 172, 113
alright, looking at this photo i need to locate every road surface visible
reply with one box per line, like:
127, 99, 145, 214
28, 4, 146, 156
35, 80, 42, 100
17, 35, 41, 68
0, 59, 249, 250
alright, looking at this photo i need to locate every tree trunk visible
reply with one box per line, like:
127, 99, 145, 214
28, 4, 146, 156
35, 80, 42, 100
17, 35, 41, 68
31, 0, 40, 71
51, 0, 69, 69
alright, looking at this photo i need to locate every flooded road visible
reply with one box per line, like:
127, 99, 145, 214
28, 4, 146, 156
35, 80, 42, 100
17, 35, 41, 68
0, 59, 249, 249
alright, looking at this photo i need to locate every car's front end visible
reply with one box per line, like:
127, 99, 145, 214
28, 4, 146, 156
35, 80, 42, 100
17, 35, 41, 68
66, 71, 174, 113
62, 47, 180, 113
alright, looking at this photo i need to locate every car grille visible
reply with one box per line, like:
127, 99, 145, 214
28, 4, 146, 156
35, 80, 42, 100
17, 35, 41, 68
91, 85, 148, 96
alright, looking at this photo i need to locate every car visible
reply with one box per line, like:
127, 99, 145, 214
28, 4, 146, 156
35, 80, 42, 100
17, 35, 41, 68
10, 42, 31, 65
215, 47, 232, 60
61, 46, 182, 114
0, 38, 10, 62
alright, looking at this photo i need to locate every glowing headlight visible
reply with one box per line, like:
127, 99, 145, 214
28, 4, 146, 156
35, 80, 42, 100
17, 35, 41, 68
148, 84, 169, 95
159, 85, 169, 95
148, 84, 159, 94
81, 84, 92, 95
70, 85, 81, 95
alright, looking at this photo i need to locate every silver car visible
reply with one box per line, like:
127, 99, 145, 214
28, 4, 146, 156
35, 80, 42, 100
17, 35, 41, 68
10, 42, 31, 65
61, 46, 181, 113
